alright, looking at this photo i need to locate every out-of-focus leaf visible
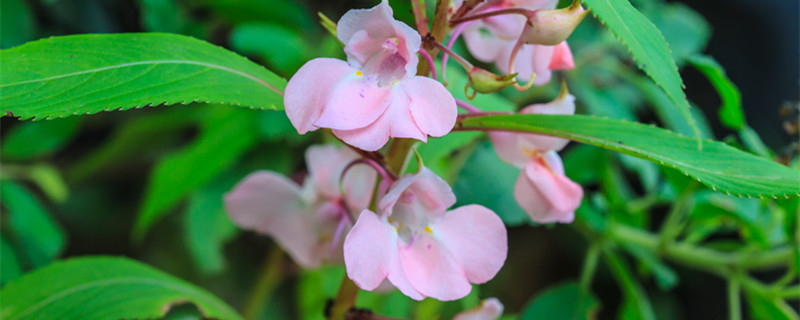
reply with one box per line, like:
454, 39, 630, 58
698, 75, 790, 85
646, 3, 710, 62
622, 244, 678, 290
520, 282, 599, 320
686, 54, 744, 130
195, 0, 313, 30
161, 304, 205, 320
563, 144, 604, 185
230, 23, 309, 76
0, 0, 35, 49
1, 33, 286, 120
690, 191, 787, 247
27, 165, 69, 203
356, 290, 412, 319
744, 288, 799, 320
457, 114, 800, 198
140, 0, 187, 33
0, 256, 243, 320
133, 108, 259, 241
569, 68, 639, 120
257, 110, 303, 141
0, 236, 22, 285
183, 187, 237, 275
583, 0, 701, 142
603, 249, 656, 320
413, 132, 481, 181
1, 181, 66, 268
1, 118, 80, 161
617, 154, 659, 194
67, 107, 200, 181
739, 126, 774, 158
298, 266, 345, 320
454, 142, 529, 226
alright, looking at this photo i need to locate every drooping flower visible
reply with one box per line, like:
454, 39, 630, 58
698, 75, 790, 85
453, 298, 505, 320
343, 168, 507, 301
458, 0, 576, 85
284, 1, 457, 151
489, 85, 583, 223
224, 145, 376, 267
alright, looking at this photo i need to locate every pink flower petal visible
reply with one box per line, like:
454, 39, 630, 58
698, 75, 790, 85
284, 58, 355, 134
224, 171, 323, 267
332, 87, 426, 151
489, 130, 529, 169
517, 93, 576, 152
305, 145, 357, 199
314, 75, 393, 131
514, 152, 582, 223
453, 297, 505, 320
344, 210, 426, 300
378, 168, 456, 218
462, 23, 508, 62
432, 205, 507, 284
397, 231, 473, 300
402, 76, 458, 137
549, 41, 575, 70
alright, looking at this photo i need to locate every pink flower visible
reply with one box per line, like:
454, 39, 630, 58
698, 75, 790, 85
343, 168, 507, 301
453, 298, 504, 320
224, 145, 376, 268
284, 1, 457, 151
489, 90, 583, 223
459, 0, 575, 85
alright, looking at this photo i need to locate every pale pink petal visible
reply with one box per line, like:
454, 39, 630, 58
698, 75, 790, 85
332, 87, 426, 151
453, 298, 505, 320
337, 0, 396, 45
341, 162, 378, 213
481, 11, 526, 40
402, 76, 458, 137
489, 130, 529, 168
463, 23, 510, 62
514, 153, 582, 223
549, 41, 575, 70
224, 171, 322, 267
378, 168, 456, 218
314, 75, 393, 131
432, 205, 507, 284
305, 145, 357, 199
517, 93, 576, 151
529, 44, 555, 85
398, 231, 473, 300
343, 210, 396, 290
284, 58, 354, 134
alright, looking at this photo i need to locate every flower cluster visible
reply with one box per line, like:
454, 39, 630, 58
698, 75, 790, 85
227, 0, 587, 315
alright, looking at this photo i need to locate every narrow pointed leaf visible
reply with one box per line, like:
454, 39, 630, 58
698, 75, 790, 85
456, 114, 800, 198
0, 33, 285, 120
582, 0, 701, 142
0, 256, 243, 320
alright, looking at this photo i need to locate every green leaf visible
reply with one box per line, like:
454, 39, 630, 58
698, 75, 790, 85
0, 256, 243, 320
230, 23, 310, 76
1, 118, 80, 160
133, 108, 259, 241
645, 2, 710, 63
0, 0, 35, 49
603, 249, 656, 320
520, 282, 599, 320
298, 266, 345, 320
0, 33, 285, 120
183, 187, 237, 275
622, 244, 678, 290
744, 288, 799, 320
0, 235, 22, 286
456, 114, 800, 198
685, 54, 744, 130
739, 126, 773, 158
1, 181, 66, 268
582, 0, 701, 142
26, 165, 70, 203
454, 142, 529, 226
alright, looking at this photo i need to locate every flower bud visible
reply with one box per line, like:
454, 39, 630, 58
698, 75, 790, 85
520, 0, 589, 46
466, 67, 517, 94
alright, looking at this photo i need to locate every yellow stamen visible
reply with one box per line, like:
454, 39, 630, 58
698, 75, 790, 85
424, 226, 433, 233
355, 70, 364, 76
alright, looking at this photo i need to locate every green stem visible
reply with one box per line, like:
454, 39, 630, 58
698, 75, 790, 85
728, 280, 742, 320
386, 138, 416, 175
658, 182, 697, 245
579, 243, 601, 292
779, 285, 800, 298
609, 223, 793, 274
243, 246, 284, 320
328, 276, 361, 320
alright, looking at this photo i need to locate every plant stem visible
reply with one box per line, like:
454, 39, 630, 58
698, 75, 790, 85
609, 223, 794, 274
451, 0, 484, 21
386, 138, 416, 175
411, 0, 429, 36
243, 246, 284, 320
658, 182, 697, 244
728, 280, 742, 320
328, 276, 361, 320
779, 285, 800, 298
579, 243, 601, 292
450, 8, 532, 26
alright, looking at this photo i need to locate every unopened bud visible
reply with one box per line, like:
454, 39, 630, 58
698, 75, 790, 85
467, 68, 517, 94
520, 0, 588, 46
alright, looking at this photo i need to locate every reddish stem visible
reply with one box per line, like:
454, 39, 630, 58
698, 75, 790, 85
417, 49, 438, 80
450, 7, 532, 26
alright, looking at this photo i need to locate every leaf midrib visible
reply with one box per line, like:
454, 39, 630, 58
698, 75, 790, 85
0, 60, 283, 96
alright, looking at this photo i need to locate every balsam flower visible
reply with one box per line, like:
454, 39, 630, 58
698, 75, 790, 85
284, 1, 457, 151
458, 0, 575, 85
453, 298, 504, 320
489, 87, 583, 223
224, 145, 376, 267
343, 168, 507, 301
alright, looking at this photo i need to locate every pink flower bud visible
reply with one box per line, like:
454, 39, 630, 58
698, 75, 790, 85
520, 0, 589, 46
